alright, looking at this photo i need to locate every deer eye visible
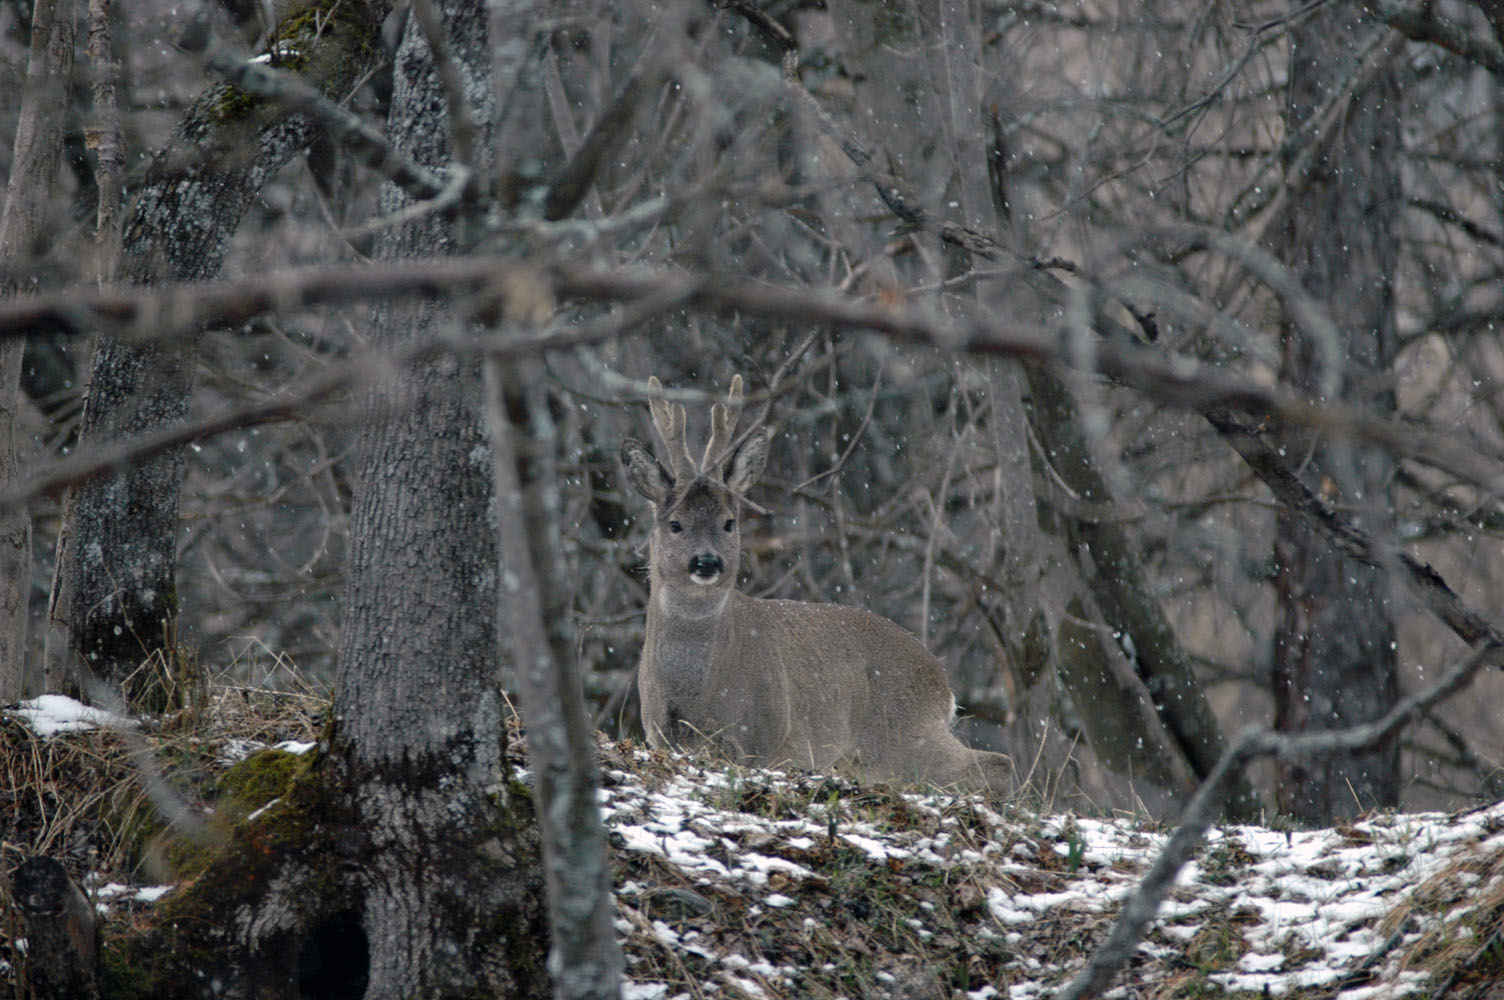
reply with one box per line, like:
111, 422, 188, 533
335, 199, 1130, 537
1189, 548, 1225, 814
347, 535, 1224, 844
723, 519, 735, 532
668, 520, 682, 533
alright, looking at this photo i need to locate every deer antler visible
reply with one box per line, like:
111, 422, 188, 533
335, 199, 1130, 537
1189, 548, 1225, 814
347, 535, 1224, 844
702, 374, 744, 477
647, 376, 695, 481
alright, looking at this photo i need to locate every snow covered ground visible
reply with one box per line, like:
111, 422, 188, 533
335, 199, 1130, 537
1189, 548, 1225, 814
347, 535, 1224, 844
7, 697, 1504, 998
600, 747, 1504, 999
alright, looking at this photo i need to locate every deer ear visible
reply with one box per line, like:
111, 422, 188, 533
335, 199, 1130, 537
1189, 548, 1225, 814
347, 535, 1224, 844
725, 430, 769, 494
621, 438, 673, 502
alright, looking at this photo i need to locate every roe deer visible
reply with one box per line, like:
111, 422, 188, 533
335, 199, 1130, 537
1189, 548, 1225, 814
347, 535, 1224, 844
620, 375, 1013, 795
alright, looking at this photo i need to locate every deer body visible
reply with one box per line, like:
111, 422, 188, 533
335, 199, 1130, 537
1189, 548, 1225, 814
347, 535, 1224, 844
622, 375, 1013, 795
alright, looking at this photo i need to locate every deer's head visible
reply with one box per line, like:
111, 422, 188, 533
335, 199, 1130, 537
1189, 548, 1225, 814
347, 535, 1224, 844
620, 375, 768, 619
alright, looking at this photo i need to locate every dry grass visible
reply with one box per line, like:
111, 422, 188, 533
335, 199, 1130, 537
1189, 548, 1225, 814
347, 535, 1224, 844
1, 662, 323, 993
1385, 818, 1504, 996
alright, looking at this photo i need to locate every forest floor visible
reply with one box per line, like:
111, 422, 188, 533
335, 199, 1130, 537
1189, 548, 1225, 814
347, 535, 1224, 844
3, 682, 1504, 999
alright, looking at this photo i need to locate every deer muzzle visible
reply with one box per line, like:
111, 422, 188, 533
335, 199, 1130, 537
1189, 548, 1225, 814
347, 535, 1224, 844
688, 553, 724, 583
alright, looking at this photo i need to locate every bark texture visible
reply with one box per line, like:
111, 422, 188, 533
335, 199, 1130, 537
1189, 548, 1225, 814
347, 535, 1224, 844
0, 0, 77, 701
11, 856, 100, 1000
1272, 6, 1402, 823
59, 0, 383, 702
329, 0, 553, 995
112, 5, 552, 996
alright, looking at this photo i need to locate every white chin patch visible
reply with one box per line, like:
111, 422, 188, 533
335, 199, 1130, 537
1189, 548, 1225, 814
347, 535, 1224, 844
690, 573, 721, 586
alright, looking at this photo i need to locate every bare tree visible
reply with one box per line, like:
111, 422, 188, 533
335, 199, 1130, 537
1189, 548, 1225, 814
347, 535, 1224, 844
6, 0, 1504, 988
1271, 4, 1404, 822
0, 0, 76, 701
53, 0, 386, 706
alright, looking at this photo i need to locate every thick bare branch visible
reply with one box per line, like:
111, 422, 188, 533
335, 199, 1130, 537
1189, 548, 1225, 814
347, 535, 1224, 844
1361, 0, 1504, 75
206, 50, 448, 202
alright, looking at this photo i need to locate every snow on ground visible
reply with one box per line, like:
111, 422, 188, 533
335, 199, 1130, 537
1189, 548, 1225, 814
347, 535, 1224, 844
600, 746, 1504, 998
8, 694, 139, 736
7, 699, 1503, 998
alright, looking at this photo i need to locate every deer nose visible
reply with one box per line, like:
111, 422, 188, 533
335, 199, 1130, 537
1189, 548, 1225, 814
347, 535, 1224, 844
688, 554, 724, 581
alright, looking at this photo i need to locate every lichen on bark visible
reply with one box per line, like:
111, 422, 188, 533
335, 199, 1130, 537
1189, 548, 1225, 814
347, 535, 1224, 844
59, 0, 388, 703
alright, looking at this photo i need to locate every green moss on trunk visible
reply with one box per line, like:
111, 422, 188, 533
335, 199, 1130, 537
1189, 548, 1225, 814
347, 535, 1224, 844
100, 742, 549, 1000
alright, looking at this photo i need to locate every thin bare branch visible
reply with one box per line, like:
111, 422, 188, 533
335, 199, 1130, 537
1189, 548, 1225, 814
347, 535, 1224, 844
1053, 638, 1503, 1000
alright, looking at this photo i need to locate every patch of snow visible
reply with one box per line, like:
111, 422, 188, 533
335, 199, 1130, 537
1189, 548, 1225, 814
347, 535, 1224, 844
92, 881, 173, 914
63, 732, 1504, 999
841, 832, 902, 861
601, 748, 1504, 998
1237, 951, 1285, 972
622, 985, 669, 1000
8, 695, 139, 735
218, 738, 264, 762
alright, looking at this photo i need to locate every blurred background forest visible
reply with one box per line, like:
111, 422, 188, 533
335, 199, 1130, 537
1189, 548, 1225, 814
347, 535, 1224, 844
4, 0, 1504, 826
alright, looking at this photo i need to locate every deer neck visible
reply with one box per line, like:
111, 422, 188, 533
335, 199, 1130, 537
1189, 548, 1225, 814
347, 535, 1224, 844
646, 585, 734, 689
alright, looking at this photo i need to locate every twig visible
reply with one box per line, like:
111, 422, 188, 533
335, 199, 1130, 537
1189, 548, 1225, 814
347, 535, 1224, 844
85, 0, 124, 281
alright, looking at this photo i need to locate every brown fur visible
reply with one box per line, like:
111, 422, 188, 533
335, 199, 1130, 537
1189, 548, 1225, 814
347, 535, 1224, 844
621, 375, 1012, 795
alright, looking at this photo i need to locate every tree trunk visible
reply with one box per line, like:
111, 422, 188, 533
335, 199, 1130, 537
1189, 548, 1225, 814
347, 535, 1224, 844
56, 0, 384, 705
327, 1, 554, 995
0, 0, 77, 702
1025, 363, 1261, 819
11, 856, 100, 1000
1272, 5, 1402, 823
